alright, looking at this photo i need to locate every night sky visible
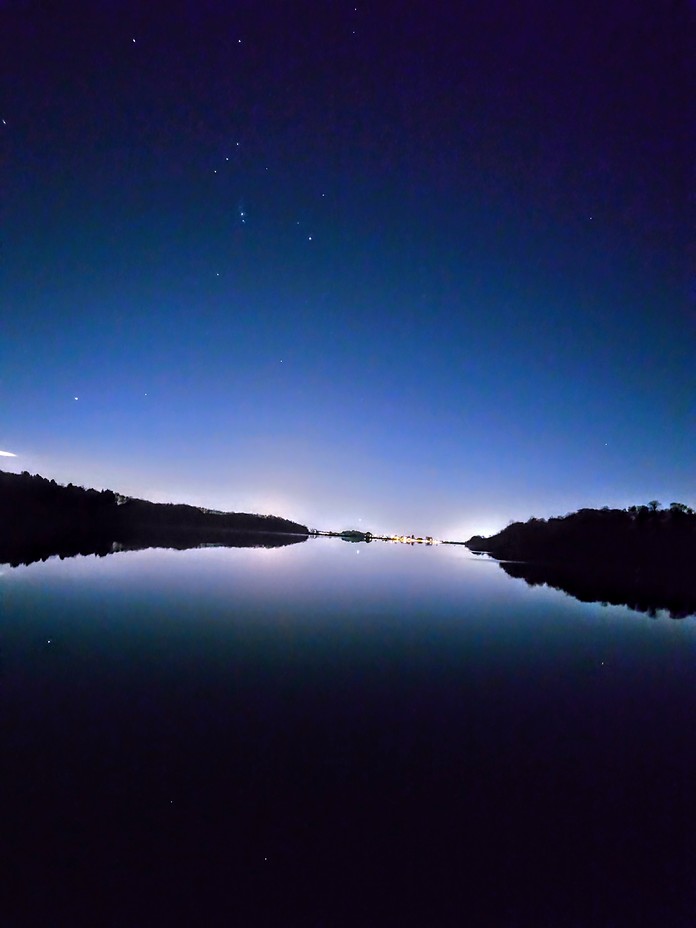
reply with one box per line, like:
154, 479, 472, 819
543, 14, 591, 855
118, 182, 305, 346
1, 1, 693, 538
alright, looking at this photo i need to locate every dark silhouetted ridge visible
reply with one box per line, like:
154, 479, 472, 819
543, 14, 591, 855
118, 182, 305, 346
466, 504, 696, 618
0, 470, 308, 566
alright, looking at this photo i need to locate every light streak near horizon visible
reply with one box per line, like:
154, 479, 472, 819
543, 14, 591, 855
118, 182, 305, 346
0, 450, 17, 457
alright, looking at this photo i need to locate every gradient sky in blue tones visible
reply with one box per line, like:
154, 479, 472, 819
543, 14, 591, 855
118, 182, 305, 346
1, 1, 693, 537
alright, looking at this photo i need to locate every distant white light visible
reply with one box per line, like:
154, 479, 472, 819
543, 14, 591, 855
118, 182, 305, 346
74, 396, 79, 401
0, 450, 16, 457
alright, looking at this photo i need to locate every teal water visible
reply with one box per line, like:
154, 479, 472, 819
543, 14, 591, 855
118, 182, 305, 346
2, 540, 695, 926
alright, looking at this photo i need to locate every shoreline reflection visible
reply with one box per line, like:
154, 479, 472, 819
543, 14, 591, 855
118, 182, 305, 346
0, 529, 306, 568
499, 558, 696, 619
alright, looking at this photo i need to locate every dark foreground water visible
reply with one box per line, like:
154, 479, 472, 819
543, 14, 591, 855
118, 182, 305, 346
2, 539, 695, 926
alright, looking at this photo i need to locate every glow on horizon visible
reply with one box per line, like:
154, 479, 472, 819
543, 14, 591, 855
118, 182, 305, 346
0, 450, 17, 457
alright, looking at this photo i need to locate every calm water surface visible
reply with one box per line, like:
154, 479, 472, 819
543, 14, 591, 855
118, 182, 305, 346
2, 539, 695, 926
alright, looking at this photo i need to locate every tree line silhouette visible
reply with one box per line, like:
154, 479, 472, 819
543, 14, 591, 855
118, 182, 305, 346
0, 470, 308, 567
466, 502, 696, 618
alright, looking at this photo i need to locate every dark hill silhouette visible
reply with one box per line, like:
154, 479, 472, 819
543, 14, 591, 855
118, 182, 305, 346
466, 504, 696, 618
0, 470, 308, 567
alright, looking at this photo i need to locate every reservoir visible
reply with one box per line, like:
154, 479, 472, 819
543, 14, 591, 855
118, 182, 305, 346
2, 538, 695, 925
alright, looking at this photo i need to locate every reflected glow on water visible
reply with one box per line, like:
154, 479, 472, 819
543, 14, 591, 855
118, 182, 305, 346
2, 541, 696, 924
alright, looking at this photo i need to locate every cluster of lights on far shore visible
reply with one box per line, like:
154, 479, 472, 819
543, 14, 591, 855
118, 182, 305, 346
311, 530, 442, 545
388, 534, 440, 545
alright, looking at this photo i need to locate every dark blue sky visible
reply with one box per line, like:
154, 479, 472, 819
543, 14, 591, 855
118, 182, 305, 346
1, 1, 693, 536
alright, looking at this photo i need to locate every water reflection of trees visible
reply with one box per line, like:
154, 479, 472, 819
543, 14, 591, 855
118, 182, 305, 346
500, 560, 696, 620
0, 531, 306, 568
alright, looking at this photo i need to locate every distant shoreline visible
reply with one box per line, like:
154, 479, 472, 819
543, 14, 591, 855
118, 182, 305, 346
0, 469, 309, 567
464, 503, 696, 566
310, 529, 442, 545
464, 504, 696, 619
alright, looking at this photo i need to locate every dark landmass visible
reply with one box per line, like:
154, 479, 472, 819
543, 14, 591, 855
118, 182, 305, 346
0, 470, 308, 567
466, 503, 696, 618
309, 529, 373, 542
